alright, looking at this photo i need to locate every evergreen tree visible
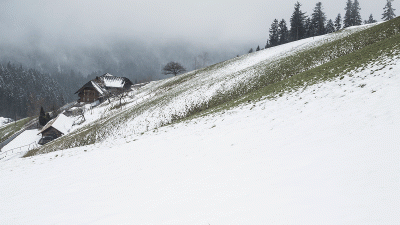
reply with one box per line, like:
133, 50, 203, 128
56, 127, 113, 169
344, 0, 353, 28
265, 41, 270, 49
334, 13, 342, 31
45, 112, 51, 124
351, 0, 362, 25
269, 19, 280, 47
304, 17, 313, 38
290, 2, 307, 41
248, 48, 254, 53
256, 45, 260, 51
39, 106, 47, 126
365, 14, 377, 24
326, 19, 335, 33
278, 19, 289, 44
311, 2, 327, 36
382, 0, 396, 21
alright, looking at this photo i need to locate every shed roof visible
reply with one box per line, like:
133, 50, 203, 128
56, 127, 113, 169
38, 114, 74, 135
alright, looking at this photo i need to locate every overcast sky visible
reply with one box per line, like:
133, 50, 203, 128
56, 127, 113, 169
0, 0, 394, 50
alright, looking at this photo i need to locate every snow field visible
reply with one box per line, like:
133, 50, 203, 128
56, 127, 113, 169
1, 51, 399, 224
0, 130, 41, 160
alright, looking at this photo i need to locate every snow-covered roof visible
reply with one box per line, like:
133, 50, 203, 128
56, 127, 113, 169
52, 114, 74, 135
91, 81, 105, 95
38, 114, 74, 135
101, 74, 127, 88
103, 78, 125, 88
75, 73, 133, 97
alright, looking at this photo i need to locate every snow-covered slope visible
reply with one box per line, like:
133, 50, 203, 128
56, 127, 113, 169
1, 52, 399, 224
1, 21, 399, 224
28, 22, 387, 154
0, 130, 40, 160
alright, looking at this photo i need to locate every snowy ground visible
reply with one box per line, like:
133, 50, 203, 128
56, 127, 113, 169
1, 51, 399, 224
0, 117, 13, 126
0, 130, 41, 160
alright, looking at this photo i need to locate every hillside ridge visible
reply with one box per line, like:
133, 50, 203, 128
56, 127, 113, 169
25, 18, 400, 156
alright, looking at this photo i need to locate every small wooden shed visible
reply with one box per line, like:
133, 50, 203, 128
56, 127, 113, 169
38, 114, 74, 138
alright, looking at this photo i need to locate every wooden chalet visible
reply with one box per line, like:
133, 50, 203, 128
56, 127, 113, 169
75, 73, 134, 103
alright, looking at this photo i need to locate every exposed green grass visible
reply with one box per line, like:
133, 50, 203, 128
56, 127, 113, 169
207, 33, 400, 115
0, 117, 33, 143
164, 18, 400, 122
24, 18, 400, 157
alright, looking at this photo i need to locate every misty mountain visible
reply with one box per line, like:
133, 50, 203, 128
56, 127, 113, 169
0, 63, 72, 119
0, 38, 246, 83
0, 38, 246, 119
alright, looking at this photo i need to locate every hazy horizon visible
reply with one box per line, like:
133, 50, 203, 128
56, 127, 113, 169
0, 0, 393, 79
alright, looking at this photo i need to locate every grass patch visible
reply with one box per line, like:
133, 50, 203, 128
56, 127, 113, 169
241, 34, 400, 103
0, 117, 33, 143
174, 18, 400, 120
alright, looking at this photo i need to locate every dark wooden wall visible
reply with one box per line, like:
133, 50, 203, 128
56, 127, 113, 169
78, 88, 100, 103
42, 127, 63, 138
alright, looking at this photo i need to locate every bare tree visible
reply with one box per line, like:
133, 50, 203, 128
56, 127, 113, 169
162, 62, 187, 76
75, 108, 86, 125
115, 89, 129, 107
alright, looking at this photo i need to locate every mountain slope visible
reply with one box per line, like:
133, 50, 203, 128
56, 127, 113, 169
1, 35, 399, 224
26, 18, 400, 156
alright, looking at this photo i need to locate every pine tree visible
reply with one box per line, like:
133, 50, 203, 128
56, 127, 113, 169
265, 41, 270, 49
248, 48, 254, 53
351, 0, 362, 26
334, 13, 342, 31
278, 19, 289, 44
365, 14, 377, 24
290, 2, 307, 41
39, 106, 47, 126
382, 0, 396, 21
344, 0, 353, 28
45, 112, 51, 124
269, 19, 280, 47
326, 19, 335, 33
304, 17, 313, 38
256, 45, 260, 51
311, 2, 327, 36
